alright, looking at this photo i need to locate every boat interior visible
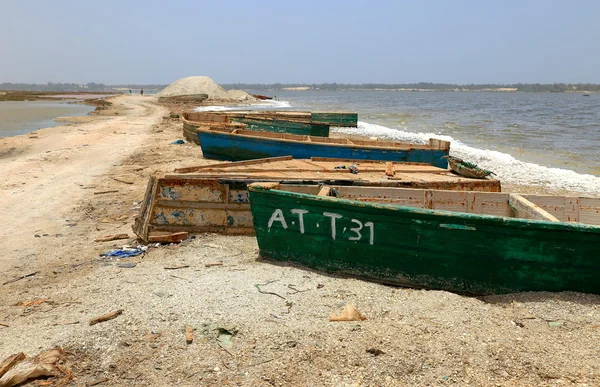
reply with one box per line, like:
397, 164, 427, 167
201, 126, 450, 150
262, 184, 600, 225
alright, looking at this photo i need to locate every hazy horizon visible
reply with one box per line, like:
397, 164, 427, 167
2, 0, 599, 85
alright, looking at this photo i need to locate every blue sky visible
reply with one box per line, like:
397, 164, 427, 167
1, 0, 599, 84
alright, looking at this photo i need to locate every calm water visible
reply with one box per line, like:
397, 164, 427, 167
0, 101, 94, 137
204, 91, 600, 194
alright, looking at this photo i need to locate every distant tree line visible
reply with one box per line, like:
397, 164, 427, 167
0, 82, 168, 92
2, 82, 599, 93
222, 82, 600, 92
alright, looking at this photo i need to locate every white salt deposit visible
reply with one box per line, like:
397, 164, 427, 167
157, 76, 249, 100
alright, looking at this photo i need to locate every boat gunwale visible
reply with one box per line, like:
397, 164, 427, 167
248, 184, 600, 232
197, 127, 449, 152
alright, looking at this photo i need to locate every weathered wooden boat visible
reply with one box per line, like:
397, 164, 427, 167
183, 111, 330, 137
248, 183, 600, 295
196, 127, 451, 168
182, 116, 245, 144
229, 117, 330, 137
183, 110, 357, 129
132, 157, 500, 241
250, 94, 273, 100
443, 156, 495, 179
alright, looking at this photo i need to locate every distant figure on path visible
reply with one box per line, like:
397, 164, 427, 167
129, 89, 131, 94
140, 89, 144, 96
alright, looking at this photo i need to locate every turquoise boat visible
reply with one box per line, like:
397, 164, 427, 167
196, 127, 451, 168
249, 183, 600, 295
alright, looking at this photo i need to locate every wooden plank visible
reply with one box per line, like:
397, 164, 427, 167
174, 156, 293, 173
310, 157, 430, 165
385, 162, 394, 177
509, 194, 560, 222
318, 186, 332, 196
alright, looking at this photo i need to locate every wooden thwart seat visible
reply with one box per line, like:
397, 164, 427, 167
509, 194, 559, 222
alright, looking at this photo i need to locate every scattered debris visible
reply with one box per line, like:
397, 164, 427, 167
93, 190, 119, 195
15, 299, 49, 307
317, 284, 324, 289
185, 325, 194, 344
53, 321, 79, 326
94, 234, 130, 242
164, 265, 190, 270
88, 377, 109, 386
89, 309, 124, 326
349, 165, 359, 174
171, 139, 185, 144
112, 177, 134, 185
366, 348, 385, 356
0, 348, 66, 387
2, 271, 39, 286
0, 353, 25, 379
204, 262, 223, 267
329, 303, 367, 322
148, 231, 188, 243
216, 327, 237, 349
0, 322, 9, 328
286, 284, 310, 294
254, 280, 286, 300
548, 321, 563, 327
100, 246, 147, 258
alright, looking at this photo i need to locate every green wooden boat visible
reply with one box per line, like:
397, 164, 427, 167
229, 117, 330, 137
248, 183, 600, 295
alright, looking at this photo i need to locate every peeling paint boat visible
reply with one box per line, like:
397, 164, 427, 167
132, 157, 500, 241
248, 183, 600, 295
196, 127, 451, 168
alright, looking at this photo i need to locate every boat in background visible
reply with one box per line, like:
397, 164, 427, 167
249, 183, 600, 295
196, 127, 451, 168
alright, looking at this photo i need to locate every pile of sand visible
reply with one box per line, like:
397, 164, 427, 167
157, 76, 255, 101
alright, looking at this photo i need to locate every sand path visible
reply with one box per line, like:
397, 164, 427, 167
0, 95, 166, 276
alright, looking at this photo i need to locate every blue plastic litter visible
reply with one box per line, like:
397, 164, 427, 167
171, 139, 185, 144
100, 247, 146, 258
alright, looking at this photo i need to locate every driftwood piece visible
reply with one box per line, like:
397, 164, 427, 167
0, 348, 64, 387
185, 325, 194, 344
0, 353, 25, 379
147, 231, 188, 243
0, 322, 9, 328
329, 303, 367, 322
89, 309, 124, 326
2, 272, 39, 286
204, 262, 223, 267
94, 234, 130, 242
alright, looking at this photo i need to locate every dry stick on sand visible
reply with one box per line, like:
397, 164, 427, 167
94, 234, 130, 242
112, 177, 134, 185
0, 322, 9, 328
254, 280, 286, 300
2, 271, 39, 286
93, 190, 119, 195
164, 265, 190, 270
89, 309, 124, 326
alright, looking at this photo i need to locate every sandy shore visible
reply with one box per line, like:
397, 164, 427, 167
0, 95, 599, 386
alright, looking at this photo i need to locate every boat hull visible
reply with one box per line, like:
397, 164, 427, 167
197, 130, 450, 168
249, 186, 600, 295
